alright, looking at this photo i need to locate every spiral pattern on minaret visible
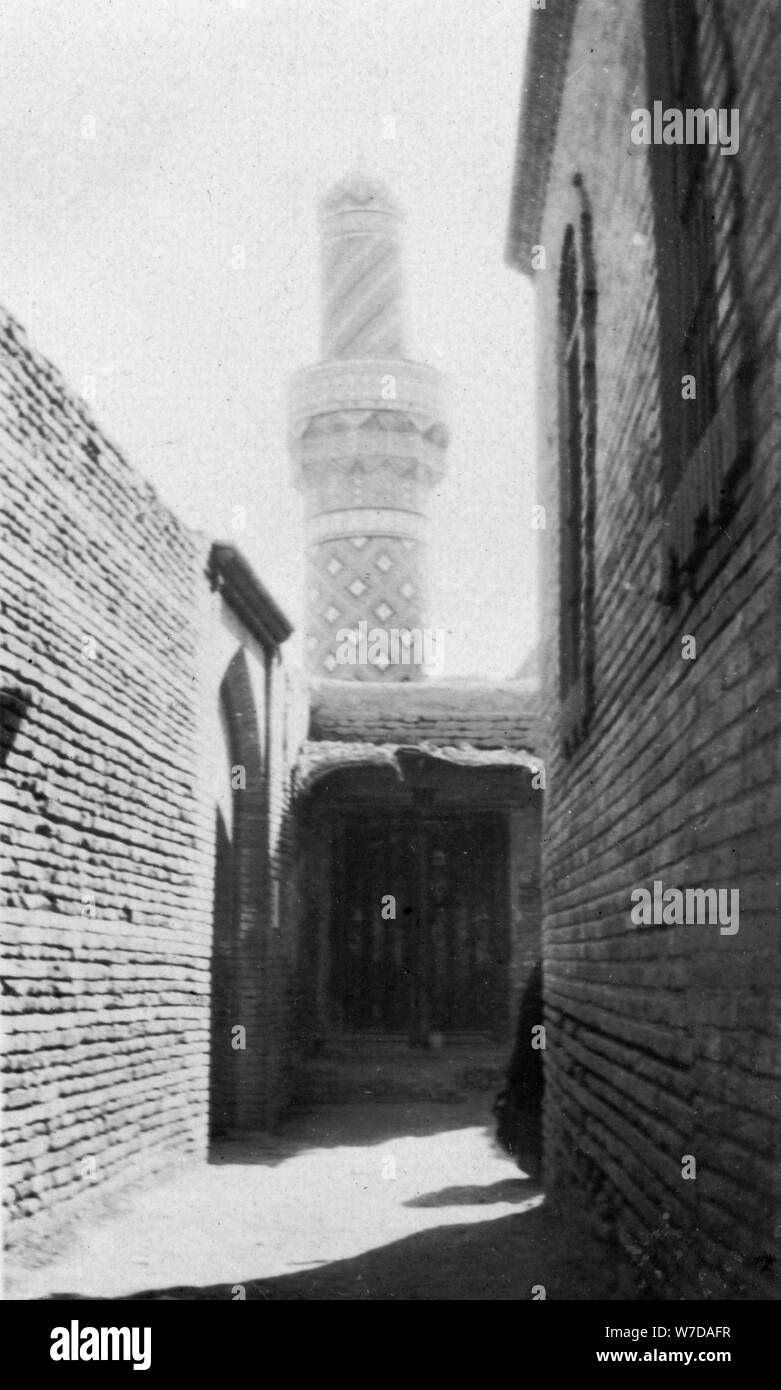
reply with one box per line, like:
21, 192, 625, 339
290, 176, 447, 680
320, 177, 405, 360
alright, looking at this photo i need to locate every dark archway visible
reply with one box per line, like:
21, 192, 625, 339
209, 802, 236, 1136
209, 647, 266, 1139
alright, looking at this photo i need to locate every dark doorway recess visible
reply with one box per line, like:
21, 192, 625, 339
331, 810, 508, 1040
210, 805, 237, 1137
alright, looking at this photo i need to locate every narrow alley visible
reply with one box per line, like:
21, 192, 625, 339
6, 1047, 633, 1303
3, 0, 779, 1328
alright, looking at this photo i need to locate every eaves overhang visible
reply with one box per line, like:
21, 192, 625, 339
294, 738, 543, 795
505, 0, 580, 275
208, 543, 294, 651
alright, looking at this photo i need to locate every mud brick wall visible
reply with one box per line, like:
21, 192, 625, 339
0, 307, 212, 1255
528, 0, 780, 1297
0, 307, 301, 1258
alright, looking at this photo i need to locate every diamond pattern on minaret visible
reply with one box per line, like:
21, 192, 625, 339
289, 176, 448, 681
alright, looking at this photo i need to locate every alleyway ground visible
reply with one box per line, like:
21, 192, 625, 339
6, 1064, 638, 1300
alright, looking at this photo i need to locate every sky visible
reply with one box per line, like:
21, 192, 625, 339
0, 0, 536, 678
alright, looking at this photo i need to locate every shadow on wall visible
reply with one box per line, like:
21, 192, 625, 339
207, 647, 269, 1147
492, 961, 544, 1181
209, 805, 236, 1140
0, 688, 30, 768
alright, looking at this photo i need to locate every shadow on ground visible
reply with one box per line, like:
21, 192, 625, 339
404, 1178, 534, 1208
45, 1201, 640, 1302
209, 1097, 502, 1167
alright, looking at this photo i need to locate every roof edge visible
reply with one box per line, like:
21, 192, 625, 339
295, 738, 542, 795
208, 543, 293, 650
505, 1, 579, 275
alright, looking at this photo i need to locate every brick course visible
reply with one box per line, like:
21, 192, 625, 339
509, 0, 781, 1297
1, 308, 299, 1260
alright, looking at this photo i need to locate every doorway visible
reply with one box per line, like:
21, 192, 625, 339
210, 804, 237, 1136
331, 809, 508, 1038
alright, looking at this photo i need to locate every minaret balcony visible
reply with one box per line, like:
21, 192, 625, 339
288, 358, 448, 442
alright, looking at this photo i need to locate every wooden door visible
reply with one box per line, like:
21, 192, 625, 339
332, 810, 506, 1036
334, 813, 416, 1031
425, 817, 504, 1033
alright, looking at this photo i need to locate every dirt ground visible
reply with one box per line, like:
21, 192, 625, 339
5, 1094, 637, 1301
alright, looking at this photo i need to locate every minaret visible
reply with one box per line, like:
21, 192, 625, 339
288, 176, 448, 680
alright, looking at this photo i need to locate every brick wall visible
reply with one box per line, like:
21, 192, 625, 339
523, 0, 780, 1297
1, 307, 301, 1260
